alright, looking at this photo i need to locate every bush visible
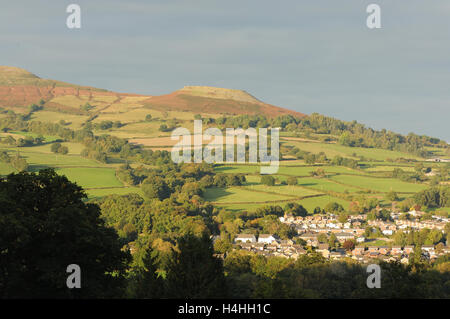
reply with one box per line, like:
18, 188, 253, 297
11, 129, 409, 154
261, 175, 275, 186
287, 176, 298, 185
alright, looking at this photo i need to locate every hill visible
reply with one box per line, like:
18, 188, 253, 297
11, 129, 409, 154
0, 66, 305, 118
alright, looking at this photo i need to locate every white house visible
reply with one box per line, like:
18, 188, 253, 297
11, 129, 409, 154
235, 234, 256, 244
258, 234, 278, 244
382, 229, 393, 236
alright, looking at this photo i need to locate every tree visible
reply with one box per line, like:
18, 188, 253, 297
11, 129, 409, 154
0, 169, 131, 298
317, 233, 328, 243
165, 233, 226, 298
328, 233, 338, 250
386, 190, 399, 202
59, 146, 69, 155
337, 213, 348, 224
284, 203, 308, 217
145, 114, 152, 122
415, 162, 424, 174
287, 176, 298, 186
141, 176, 170, 200
324, 202, 345, 214
343, 240, 355, 251
51, 142, 62, 153
261, 175, 275, 186
10, 153, 28, 172
127, 248, 163, 298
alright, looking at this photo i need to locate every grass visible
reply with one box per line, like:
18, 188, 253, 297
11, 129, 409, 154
216, 194, 350, 213
8, 131, 60, 143
203, 187, 293, 204
297, 177, 362, 193
86, 187, 144, 199
55, 167, 123, 189
284, 140, 422, 161
294, 195, 350, 212
31, 111, 88, 129
12, 142, 85, 155
0, 162, 15, 175
243, 184, 322, 197
329, 174, 428, 193
363, 165, 416, 172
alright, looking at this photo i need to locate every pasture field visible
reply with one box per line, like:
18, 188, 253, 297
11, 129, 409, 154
49, 95, 89, 109
294, 195, 350, 212
5, 131, 60, 143
298, 177, 362, 193
104, 121, 168, 139
0, 145, 102, 169
329, 174, 428, 193
243, 184, 322, 197
86, 187, 144, 199
283, 140, 422, 161
203, 187, 293, 204
94, 108, 155, 123
214, 193, 350, 213
0, 162, 15, 175
55, 167, 122, 189
363, 165, 416, 172
7, 142, 85, 155
30, 111, 89, 129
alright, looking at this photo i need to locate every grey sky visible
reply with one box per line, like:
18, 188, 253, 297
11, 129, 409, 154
1, 0, 449, 141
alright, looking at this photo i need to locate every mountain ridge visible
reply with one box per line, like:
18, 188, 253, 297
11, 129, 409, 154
0, 66, 305, 118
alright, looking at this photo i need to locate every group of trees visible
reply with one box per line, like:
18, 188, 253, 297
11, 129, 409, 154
51, 142, 69, 155
413, 187, 449, 208
0, 151, 28, 171
92, 120, 123, 130
1, 169, 449, 298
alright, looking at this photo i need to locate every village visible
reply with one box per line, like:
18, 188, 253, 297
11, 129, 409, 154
232, 210, 450, 264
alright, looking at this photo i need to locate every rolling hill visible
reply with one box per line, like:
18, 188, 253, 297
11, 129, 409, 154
0, 66, 305, 118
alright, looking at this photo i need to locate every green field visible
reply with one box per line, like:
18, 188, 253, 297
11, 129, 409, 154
243, 184, 321, 197
55, 167, 123, 189
86, 187, 144, 199
329, 174, 427, 193
283, 140, 422, 161
298, 177, 362, 193
203, 187, 293, 204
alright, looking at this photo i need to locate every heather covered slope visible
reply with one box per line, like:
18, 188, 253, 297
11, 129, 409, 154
142, 86, 304, 117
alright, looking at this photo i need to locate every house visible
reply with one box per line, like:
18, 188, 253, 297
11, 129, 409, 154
317, 243, 330, 258
382, 229, 394, 236
378, 246, 390, 255
391, 246, 403, 255
356, 236, 366, 243
335, 232, 355, 242
294, 246, 307, 255
403, 246, 414, 254
235, 234, 256, 244
368, 246, 379, 253
239, 243, 253, 251
368, 251, 380, 259
330, 251, 345, 260
421, 245, 435, 253
353, 246, 365, 256
258, 234, 279, 244
299, 232, 318, 241
253, 243, 265, 250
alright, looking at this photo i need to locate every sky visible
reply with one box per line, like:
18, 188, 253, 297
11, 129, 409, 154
1, 0, 449, 141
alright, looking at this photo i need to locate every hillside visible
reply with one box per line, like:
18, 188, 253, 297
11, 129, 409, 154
0, 66, 305, 118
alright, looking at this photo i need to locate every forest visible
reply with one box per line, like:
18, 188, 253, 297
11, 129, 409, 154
1, 169, 449, 298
